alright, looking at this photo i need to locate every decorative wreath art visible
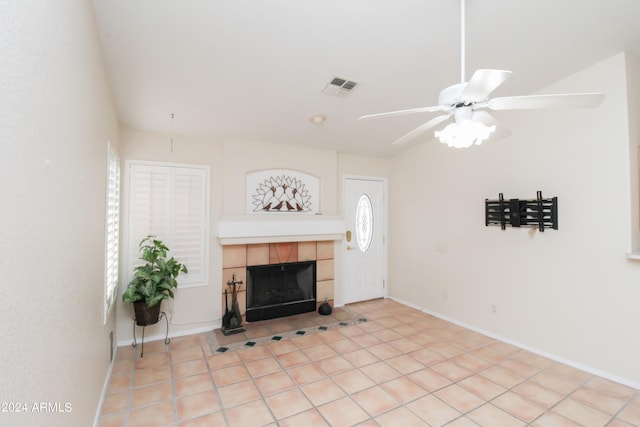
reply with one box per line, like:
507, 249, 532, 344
246, 170, 319, 214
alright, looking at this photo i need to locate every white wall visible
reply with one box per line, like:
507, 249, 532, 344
337, 153, 392, 182
0, 1, 120, 426
389, 52, 640, 386
223, 138, 339, 214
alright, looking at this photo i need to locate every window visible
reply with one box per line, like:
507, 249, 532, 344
355, 194, 373, 252
126, 161, 209, 288
104, 142, 120, 323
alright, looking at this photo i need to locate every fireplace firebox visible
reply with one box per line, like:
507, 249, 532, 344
246, 261, 316, 322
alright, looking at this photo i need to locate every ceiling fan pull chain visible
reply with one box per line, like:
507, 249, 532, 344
460, 0, 466, 84
358, 0, 603, 148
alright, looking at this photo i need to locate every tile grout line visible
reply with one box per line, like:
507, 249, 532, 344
607, 392, 640, 426
126, 354, 134, 427
383, 308, 624, 426
168, 343, 178, 426
344, 318, 530, 424
305, 331, 379, 425
201, 337, 231, 427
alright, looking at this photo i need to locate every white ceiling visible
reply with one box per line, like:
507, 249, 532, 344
91, 0, 640, 158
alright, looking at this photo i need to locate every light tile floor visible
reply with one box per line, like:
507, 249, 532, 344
99, 299, 640, 426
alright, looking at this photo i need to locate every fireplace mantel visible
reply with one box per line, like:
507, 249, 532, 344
217, 214, 345, 245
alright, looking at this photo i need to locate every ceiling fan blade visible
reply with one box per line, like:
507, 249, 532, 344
358, 105, 450, 120
472, 110, 511, 140
392, 114, 452, 145
487, 93, 604, 110
460, 69, 512, 102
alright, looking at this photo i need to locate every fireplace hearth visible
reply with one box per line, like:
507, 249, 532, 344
246, 261, 316, 322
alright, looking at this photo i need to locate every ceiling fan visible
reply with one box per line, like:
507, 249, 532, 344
359, 0, 604, 148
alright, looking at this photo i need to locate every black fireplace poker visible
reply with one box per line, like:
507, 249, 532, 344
222, 273, 245, 336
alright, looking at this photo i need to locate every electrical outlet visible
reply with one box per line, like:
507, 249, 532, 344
491, 305, 497, 314
109, 331, 114, 362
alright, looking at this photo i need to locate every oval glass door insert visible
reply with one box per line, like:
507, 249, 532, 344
355, 194, 373, 252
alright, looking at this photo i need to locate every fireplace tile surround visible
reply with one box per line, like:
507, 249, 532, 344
222, 241, 335, 324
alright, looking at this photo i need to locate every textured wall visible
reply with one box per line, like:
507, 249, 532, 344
0, 1, 119, 425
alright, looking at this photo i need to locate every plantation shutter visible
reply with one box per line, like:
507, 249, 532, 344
127, 162, 209, 288
171, 168, 207, 285
104, 142, 120, 321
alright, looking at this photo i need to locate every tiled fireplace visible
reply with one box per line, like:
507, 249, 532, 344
221, 241, 335, 324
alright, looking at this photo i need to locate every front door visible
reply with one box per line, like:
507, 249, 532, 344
343, 177, 386, 304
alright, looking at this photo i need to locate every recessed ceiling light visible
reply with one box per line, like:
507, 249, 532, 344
310, 115, 326, 124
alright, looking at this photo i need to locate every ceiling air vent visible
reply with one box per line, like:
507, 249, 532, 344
322, 76, 358, 97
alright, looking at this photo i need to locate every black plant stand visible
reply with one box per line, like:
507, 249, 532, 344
132, 311, 170, 358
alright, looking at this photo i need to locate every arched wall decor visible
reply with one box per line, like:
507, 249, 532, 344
246, 169, 320, 214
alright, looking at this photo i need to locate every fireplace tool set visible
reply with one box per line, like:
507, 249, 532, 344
222, 273, 245, 335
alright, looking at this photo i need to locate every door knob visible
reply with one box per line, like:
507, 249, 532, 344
346, 245, 355, 251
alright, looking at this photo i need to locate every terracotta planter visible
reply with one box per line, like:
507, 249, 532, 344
134, 301, 161, 326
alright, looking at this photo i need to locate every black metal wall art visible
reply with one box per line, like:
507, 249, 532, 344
485, 191, 558, 231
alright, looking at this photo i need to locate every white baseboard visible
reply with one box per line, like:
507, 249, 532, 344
386, 296, 640, 391
93, 348, 116, 427
117, 322, 218, 348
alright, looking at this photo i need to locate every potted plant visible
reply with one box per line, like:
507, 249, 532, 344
123, 235, 188, 326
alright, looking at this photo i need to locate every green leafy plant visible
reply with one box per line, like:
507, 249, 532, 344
122, 236, 188, 307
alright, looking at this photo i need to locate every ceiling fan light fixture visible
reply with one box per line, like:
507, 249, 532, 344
435, 119, 496, 148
